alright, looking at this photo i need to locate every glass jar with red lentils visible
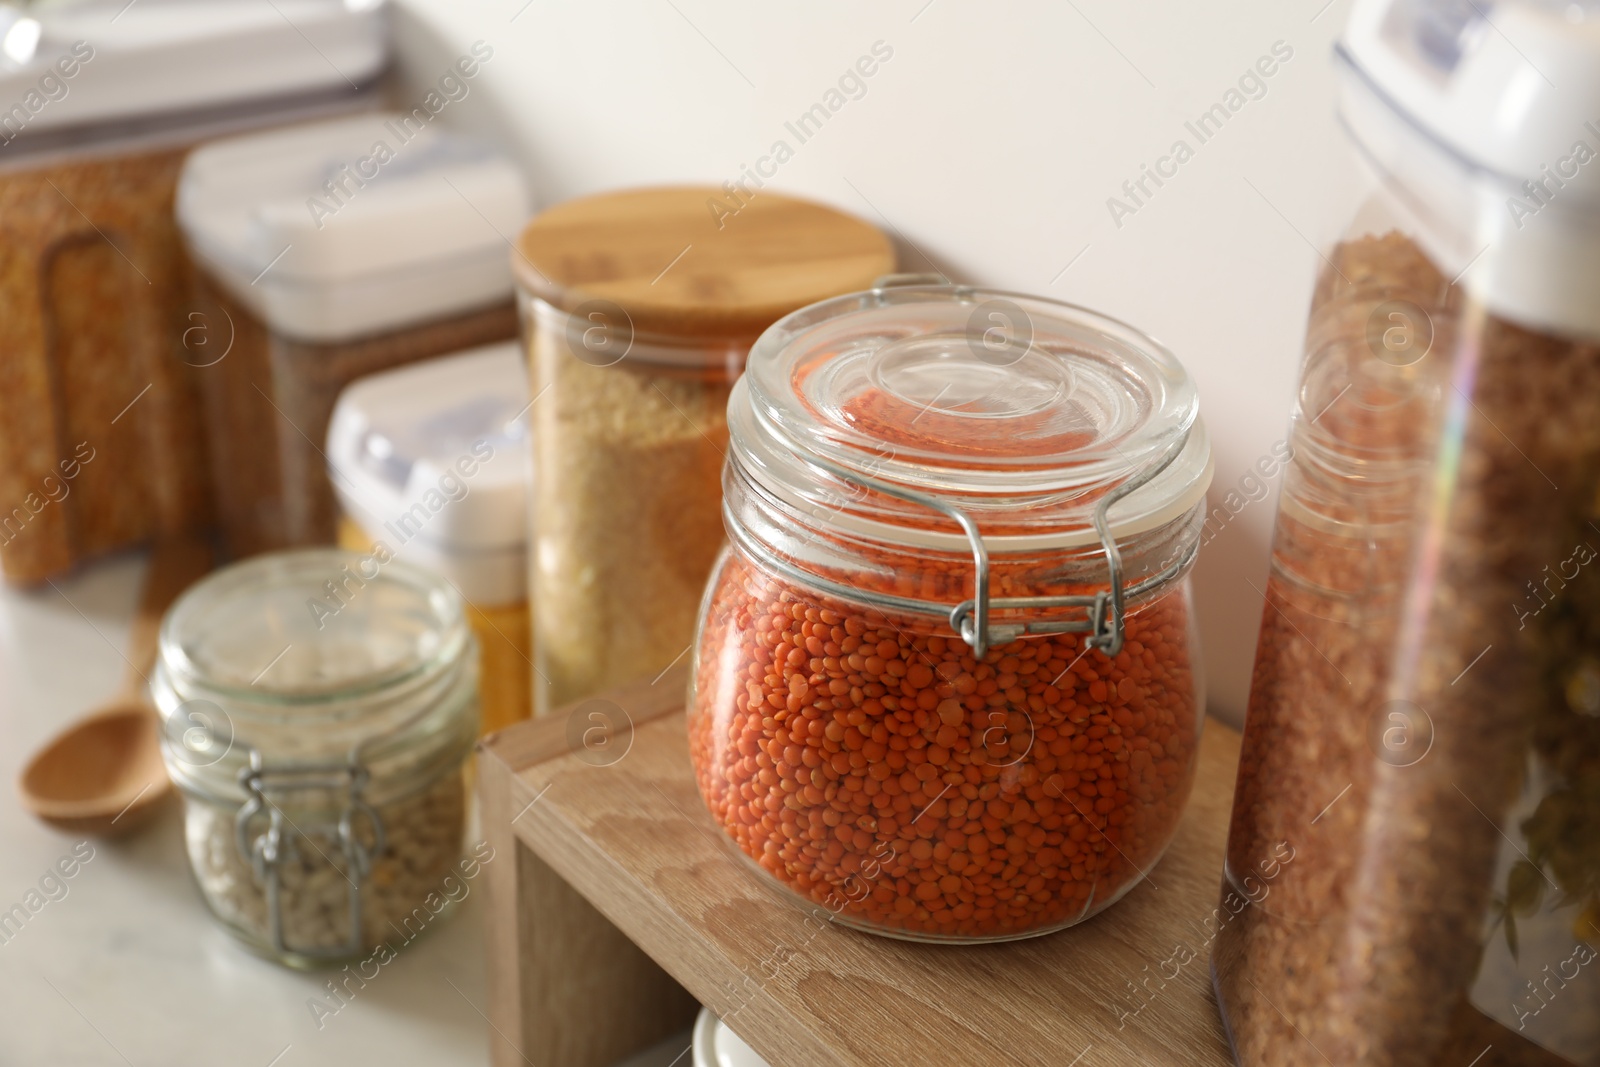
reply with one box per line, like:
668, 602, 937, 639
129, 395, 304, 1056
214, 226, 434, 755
687, 283, 1214, 942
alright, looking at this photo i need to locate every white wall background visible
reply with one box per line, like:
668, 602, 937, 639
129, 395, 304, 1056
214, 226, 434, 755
389, 0, 1363, 726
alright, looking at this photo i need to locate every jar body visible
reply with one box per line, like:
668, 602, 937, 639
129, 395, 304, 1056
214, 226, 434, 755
525, 296, 740, 713
1215, 90, 1600, 1067
687, 521, 1204, 943
336, 514, 532, 735
181, 762, 467, 966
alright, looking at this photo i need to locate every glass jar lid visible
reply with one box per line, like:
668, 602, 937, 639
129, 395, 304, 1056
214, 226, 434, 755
727, 284, 1212, 659
153, 549, 477, 804
732, 284, 1211, 551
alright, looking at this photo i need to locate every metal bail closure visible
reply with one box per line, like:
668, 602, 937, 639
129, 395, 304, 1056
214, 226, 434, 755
796, 430, 1193, 661
235, 749, 386, 960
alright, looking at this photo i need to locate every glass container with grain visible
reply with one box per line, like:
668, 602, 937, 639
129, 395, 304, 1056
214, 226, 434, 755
512, 187, 894, 714
686, 283, 1215, 942
1215, 2, 1600, 1063
326, 342, 535, 736
153, 550, 478, 968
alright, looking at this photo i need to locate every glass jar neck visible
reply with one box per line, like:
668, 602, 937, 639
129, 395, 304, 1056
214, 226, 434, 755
722, 451, 1206, 647
153, 551, 478, 805
526, 294, 749, 380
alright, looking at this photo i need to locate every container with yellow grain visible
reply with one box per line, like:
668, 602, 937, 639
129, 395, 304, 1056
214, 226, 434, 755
512, 187, 894, 714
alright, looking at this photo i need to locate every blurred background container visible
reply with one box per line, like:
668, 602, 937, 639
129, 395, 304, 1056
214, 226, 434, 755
178, 112, 527, 556
0, 0, 385, 585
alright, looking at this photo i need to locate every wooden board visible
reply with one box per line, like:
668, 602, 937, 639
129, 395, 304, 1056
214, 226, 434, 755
479, 667, 1241, 1067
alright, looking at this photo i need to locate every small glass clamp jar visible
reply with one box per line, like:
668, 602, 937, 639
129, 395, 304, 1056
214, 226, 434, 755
687, 284, 1214, 942
153, 549, 478, 967
513, 187, 894, 714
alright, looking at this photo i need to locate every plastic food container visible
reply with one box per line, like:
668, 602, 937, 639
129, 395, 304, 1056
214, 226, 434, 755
327, 341, 533, 735
177, 111, 528, 556
1215, 3, 1600, 1063
0, 0, 386, 585
154, 550, 478, 967
687, 283, 1213, 942
513, 187, 894, 714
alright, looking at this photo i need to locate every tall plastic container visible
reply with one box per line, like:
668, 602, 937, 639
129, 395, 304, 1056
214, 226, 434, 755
0, 0, 386, 584
1216, 3, 1600, 1064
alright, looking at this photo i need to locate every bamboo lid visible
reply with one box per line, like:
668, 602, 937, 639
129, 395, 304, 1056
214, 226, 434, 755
512, 186, 895, 342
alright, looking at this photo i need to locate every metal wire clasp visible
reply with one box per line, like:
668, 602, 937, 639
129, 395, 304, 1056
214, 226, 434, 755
235, 749, 385, 960
796, 430, 1193, 661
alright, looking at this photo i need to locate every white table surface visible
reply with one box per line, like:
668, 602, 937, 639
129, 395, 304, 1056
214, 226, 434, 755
0, 551, 492, 1067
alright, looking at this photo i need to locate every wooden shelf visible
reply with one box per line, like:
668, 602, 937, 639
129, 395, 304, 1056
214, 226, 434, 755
477, 667, 1241, 1067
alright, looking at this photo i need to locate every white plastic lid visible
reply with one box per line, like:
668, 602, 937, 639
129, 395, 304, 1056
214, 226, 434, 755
177, 111, 528, 338
691, 1009, 769, 1067
326, 342, 530, 606
0, 0, 387, 136
1339, 0, 1600, 337
1342, 0, 1600, 192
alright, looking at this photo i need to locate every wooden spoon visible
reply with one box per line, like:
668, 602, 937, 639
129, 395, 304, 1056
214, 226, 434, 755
18, 535, 214, 836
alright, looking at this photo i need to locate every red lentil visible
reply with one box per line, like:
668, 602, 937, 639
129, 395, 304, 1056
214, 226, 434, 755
688, 549, 1200, 941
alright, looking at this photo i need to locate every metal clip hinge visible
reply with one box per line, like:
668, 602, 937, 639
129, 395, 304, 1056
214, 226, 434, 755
795, 429, 1192, 661
235, 750, 385, 960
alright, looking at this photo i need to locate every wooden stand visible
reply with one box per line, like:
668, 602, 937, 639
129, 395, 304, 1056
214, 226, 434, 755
477, 667, 1240, 1067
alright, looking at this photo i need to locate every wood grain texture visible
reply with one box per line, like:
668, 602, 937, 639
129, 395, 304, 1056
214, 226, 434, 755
512, 186, 894, 340
480, 665, 1240, 1067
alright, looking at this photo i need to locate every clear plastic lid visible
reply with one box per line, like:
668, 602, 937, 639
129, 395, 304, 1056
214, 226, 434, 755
732, 285, 1212, 552
1341, 0, 1600, 195
178, 113, 527, 285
